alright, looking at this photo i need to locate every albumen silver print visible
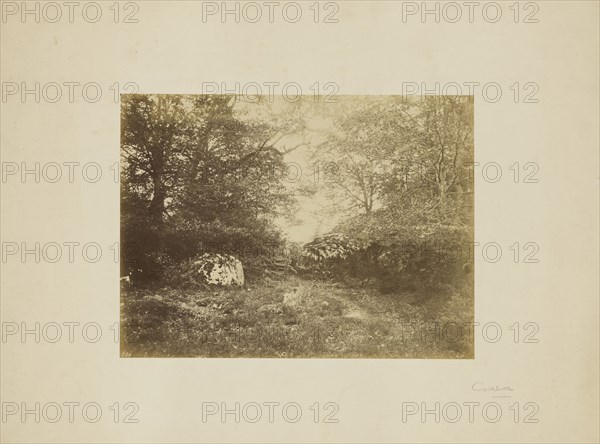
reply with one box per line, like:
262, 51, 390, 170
2, 0, 599, 442
120, 94, 474, 358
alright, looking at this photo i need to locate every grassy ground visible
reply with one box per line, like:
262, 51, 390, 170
121, 275, 473, 358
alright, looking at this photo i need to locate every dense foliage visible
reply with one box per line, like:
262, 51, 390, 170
121, 95, 294, 284
304, 96, 474, 289
121, 95, 474, 358
122, 95, 473, 292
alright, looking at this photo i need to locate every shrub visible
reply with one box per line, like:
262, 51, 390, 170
301, 224, 472, 293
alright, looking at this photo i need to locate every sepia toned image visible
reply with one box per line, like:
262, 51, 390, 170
120, 94, 474, 358
4, 0, 600, 441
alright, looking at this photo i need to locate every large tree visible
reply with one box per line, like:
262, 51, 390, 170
307, 96, 473, 226
120, 95, 300, 281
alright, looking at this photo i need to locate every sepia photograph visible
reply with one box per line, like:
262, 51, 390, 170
4, 0, 600, 442
120, 94, 474, 358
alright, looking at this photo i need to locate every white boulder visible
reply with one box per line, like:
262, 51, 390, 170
194, 253, 244, 287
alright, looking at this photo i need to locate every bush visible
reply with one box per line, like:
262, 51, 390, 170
122, 213, 288, 288
300, 224, 472, 294
161, 258, 209, 289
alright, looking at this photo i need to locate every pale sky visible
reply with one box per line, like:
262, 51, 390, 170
235, 97, 340, 244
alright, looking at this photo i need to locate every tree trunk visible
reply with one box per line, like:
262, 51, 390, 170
149, 174, 166, 226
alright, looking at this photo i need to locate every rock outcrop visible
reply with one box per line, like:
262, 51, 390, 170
194, 254, 244, 286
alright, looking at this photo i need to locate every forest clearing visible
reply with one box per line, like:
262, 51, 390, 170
120, 94, 474, 358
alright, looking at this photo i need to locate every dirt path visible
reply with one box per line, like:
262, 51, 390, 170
122, 274, 473, 358
295, 279, 376, 322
